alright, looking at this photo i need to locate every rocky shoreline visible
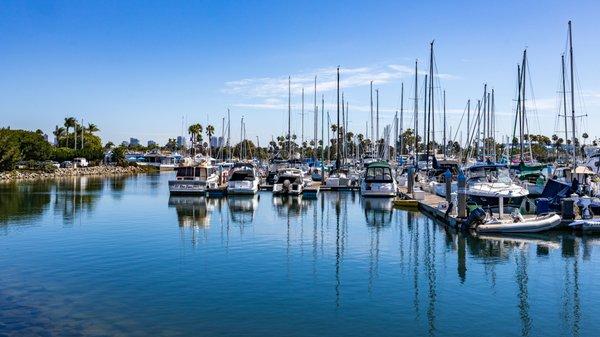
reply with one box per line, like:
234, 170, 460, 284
0, 165, 150, 182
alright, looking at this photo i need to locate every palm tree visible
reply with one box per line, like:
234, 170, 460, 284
188, 124, 203, 155
53, 126, 66, 146
64, 117, 77, 148
206, 125, 215, 157
104, 141, 115, 150
87, 123, 100, 134
583, 132, 589, 145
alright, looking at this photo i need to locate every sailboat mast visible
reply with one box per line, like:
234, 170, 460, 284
568, 21, 576, 168
341, 93, 345, 163
466, 99, 470, 150
288, 76, 292, 159
321, 95, 325, 164
414, 60, 419, 166
370, 81, 374, 151
424, 74, 428, 162
400, 82, 404, 157
561, 55, 569, 159
314, 76, 318, 160
227, 108, 231, 160
429, 41, 435, 157
522, 50, 527, 163
301, 87, 304, 159
376, 88, 380, 157
336, 66, 341, 169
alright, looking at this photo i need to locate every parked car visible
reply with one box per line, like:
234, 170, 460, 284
45, 160, 60, 169
73, 158, 89, 168
60, 161, 73, 168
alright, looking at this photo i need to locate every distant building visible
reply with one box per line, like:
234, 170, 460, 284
130, 138, 140, 147
177, 136, 187, 148
210, 136, 224, 148
147, 140, 157, 147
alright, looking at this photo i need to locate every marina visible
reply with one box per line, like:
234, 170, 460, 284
1, 174, 599, 336
4, 2, 600, 336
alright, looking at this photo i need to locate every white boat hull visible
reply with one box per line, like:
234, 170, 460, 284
476, 213, 562, 233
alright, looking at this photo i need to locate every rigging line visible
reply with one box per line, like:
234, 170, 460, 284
525, 56, 542, 135
452, 101, 469, 143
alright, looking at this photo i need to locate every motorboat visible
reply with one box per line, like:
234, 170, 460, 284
465, 163, 528, 209
360, 161, 397, 197
325, 170, 352, 188
475, 212, 562, 233
272, 168, 304, 196
227, 162, 260, 195
168, 163, 220, 195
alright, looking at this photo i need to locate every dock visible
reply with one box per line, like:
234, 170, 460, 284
397, 186, 463, 228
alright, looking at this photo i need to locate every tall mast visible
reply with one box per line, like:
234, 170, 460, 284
569, 20, 576, 168
466, 99, 470, 150
400, 82, 404, 157
314, 76, 318, 160
370, 81, 374, 148
288, 76, 292, 159
521, 50, 527, 163
491, 89, 496, 159
414, 60, 419, 166
336, 66, 341, 169
429, 40, 435, 156
227, 108, 231, 160
341, 92, 345, 163
424, 74, 428, 168
376, 88, 380, 149
394, 110, 398, 159
346, 101, 349, 159
561, 55, 569, 159
321, 95, 325, 165
301, 87, 304, 159
482, 84, 487, 159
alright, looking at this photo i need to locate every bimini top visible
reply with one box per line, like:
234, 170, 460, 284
366, 161, 392, 169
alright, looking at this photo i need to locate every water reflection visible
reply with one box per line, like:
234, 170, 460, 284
227, 195, 259, 226
0, 175, 598, 336
168, 196, 211, 227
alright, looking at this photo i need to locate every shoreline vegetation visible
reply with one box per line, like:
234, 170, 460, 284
0, 165, 154, 182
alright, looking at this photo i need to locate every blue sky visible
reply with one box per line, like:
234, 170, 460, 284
2, 0, 600, 146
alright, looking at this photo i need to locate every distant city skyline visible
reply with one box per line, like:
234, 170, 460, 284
2, 0, 600, 146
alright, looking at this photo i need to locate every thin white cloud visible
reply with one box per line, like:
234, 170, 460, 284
223, 63, 458, 99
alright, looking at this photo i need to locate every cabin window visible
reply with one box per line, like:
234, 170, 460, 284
366, 167, 392, 182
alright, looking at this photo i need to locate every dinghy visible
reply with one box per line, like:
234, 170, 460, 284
475, 213, 562, 233
568, 219, 600, 232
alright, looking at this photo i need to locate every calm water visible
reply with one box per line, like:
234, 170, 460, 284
0, 173, 598, 337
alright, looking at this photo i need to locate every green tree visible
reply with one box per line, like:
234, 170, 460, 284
64, 117, 77, 149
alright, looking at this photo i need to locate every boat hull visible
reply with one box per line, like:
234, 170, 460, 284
168, 180, 208, 195
476, 213, 562, 233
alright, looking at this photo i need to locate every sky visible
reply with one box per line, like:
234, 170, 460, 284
2, 0, 600, 146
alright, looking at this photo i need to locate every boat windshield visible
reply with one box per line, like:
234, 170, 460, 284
176, 167, 209, 179
365, 167, 393, 182
229, 170, 255, 181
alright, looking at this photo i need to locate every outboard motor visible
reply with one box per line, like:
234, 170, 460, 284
465, 207, 487, 229
282, 179, 291, 194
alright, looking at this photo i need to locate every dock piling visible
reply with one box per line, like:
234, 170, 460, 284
457, 171, 466, 218
444, 169, 452, 203
407, 166, 414, 194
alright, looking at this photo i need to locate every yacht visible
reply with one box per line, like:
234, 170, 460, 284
168, 163, 220, 195
465, 163, 528, 209
227, 162, 260, 195
272, 168, 304, 195
360, 161, 398, 197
